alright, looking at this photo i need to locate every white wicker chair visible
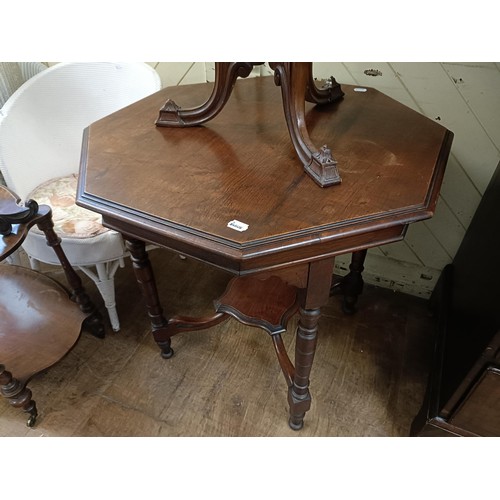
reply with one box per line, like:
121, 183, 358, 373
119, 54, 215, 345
0, 62, 48, 109
0, 62, 161, 332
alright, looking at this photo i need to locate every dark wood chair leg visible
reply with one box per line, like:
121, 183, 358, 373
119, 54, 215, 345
36, 213, 105, 338
0, 365, 38, 427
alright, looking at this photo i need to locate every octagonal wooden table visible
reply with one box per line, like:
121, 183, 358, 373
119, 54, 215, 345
77, 75, 453, 430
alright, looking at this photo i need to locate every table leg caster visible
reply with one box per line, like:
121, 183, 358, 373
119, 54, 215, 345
24, 399, 38, 427
27, 412, 37, 428
83, 313, 106, 339
288, 415, 305, 431
158, 340, 174, 359
341, 296, 358, 315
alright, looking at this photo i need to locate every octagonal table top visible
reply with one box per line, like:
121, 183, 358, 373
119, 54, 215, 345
77, 76, 452, 273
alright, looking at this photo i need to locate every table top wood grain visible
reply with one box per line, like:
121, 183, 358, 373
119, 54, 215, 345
77, 76, 452, 274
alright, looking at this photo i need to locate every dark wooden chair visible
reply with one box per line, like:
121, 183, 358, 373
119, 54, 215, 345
0, 185, 103, 427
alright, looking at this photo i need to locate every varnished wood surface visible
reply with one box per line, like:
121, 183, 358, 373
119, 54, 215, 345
78, 76, 452, 274
76, 76, 452, 429
214, 275, 299, 334
0, 265, 85, 382
449, 367, 500, 436
0, 248, 436, 436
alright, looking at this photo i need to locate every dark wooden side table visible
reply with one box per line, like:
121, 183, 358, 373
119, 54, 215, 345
77, 75, 452, 429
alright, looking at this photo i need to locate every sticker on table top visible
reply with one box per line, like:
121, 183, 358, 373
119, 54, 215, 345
227, 219, 249, 232
354, 87, 368, 92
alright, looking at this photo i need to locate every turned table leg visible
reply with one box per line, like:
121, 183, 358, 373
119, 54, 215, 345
339, 249, 368, 314
0, 365, 38, 427
125, 238, 173, 358
341, 249, 367, 314
124, 239, 334, 430
288, 258, 335, 430
288, 306, 321, 430
330, 249, 368, 314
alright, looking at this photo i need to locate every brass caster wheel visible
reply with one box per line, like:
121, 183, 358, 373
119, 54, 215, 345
27, 414, 37, 427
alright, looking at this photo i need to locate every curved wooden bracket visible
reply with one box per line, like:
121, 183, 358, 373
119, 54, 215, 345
156, 62, 343, 188
270, 62, 342, 187
164, 312, 230, 336
156, 62, 260, 127
272, 334, 295, 387
161, 275, 300, 392
0, 196, 39, 236
305, 72, 344, 105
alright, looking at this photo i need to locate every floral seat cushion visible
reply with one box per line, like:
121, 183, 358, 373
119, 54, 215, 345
28, 174, 109, 239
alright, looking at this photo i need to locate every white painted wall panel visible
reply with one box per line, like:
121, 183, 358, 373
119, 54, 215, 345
422, 197, 466, 258
404, 222, 451, 269
443, 63, 500, 147
377, 240, 423, 266
391, 62, 499, 194
437, 154, 481, 227
152, 62, 206, 87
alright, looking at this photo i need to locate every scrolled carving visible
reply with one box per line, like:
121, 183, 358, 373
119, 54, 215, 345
156, 99, 183, 125
308, 144, 342, 186
270, 63, 343, 187
235, 62, 260, 79
0, 198, 39, 235
306, 75, 344, 105
313, 145, 336, 165
156, 62, 260, 127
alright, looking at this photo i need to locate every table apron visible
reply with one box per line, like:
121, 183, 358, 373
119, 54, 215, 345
105, 216, 407, 276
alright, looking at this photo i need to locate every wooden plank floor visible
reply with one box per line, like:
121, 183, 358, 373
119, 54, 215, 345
0, 248, 436, 437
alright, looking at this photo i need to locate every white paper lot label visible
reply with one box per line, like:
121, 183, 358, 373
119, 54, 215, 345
227, 220, 249, 232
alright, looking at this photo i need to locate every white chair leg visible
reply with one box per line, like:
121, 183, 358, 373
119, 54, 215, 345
28, 255, 41, 270
95, 262, 120, 332
6, 248, 22, 265
78, 259, 124, 332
